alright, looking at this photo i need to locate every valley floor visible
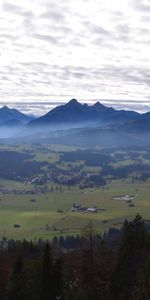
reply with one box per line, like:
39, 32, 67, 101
0, 178, 150, 240
0, 143, 150, 240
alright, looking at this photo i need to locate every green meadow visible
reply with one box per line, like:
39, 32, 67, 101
0, 143, 150, 240
0, 178, 150, 240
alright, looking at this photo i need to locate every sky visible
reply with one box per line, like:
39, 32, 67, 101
0, 0, 150, 115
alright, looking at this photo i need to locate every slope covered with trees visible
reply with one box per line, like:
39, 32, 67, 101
0, 215, 150, 299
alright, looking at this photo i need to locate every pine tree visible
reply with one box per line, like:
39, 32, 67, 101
53, 257, 64, 299
42, 242, 53, 300
111, 215, 147, 300
7, 256, 27, 300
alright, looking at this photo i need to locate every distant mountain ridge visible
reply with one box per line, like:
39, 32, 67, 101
0, 106, 34, 125
1, 100, 150, 144
28, 98, 140, 128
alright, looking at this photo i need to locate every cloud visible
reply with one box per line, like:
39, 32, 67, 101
33, 33, 59, 44
0, 0, 150, 113
2, 1, 34, 17
132, 0, 150, 12
41, 11, 67, 22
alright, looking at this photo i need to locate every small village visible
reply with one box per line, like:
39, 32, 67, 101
0, 184, 51, 195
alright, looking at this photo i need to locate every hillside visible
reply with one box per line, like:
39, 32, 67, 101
0, 106, 34, 124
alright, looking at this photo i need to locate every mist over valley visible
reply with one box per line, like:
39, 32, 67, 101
1, 99, 150, 147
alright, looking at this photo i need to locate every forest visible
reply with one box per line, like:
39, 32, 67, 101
0, 151, 48, 180
0, 215, 150, 300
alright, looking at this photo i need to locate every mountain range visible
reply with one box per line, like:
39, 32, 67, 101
0, 99, 150, 146
28, 98, 140, 129
1, 99, 150, 129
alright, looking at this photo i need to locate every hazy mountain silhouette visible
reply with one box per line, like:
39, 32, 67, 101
1, 100, 150, 145
28, 99, 140, 129
0, 118, 23, 128
0, 106, 34, 124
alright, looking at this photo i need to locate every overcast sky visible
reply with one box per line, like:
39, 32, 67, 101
0, 0, 150, 115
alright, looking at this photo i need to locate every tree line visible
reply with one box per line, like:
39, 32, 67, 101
0, 215, 150, 299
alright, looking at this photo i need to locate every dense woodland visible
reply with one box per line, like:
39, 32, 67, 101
1, 147, 150, 186
0, 215, 150, 300
0, 148, 144, 188
0, 151, 48, 180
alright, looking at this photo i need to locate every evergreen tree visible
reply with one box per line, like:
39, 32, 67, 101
133, 255, 150, 300
111, 215, 147, 300
53, 258, 64, 299
7, 256, 27, 300
42, 242, 53, 300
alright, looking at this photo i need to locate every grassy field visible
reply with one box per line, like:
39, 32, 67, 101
1, 143, 150, 240
0, 178, 150, 240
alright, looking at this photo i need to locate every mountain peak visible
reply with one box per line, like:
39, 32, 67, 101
66, 99, 81, 107
1, 105, 10, 111
93, 101, 114, 112
0, 105, 33, 125
69, 98, 79, 103
93, 101, 105, 108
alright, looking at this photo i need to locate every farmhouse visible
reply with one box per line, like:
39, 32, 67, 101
71, 203, 98, 213
113, 194, 134, 201
71, 203, 82, 212
87, 207, 98, 213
